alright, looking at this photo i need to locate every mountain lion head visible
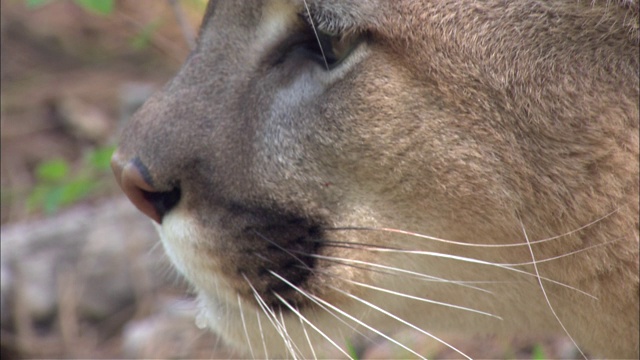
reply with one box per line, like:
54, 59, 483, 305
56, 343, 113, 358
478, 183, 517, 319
112, 0, 639, 357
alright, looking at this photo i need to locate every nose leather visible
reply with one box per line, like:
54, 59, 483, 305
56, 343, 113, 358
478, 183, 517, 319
111, 152, 163, 224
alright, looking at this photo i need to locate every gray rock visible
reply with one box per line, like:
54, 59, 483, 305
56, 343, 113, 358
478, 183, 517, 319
121, 296, 237, 359
0, 197, 166, 327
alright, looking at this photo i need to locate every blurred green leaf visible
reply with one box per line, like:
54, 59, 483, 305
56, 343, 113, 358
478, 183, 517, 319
73, 0, 114, 15
59, 178, 96, 205
28, 144, 116, 214
42, 185, 65, 214
531, 344, 547, 360
87, 145, 116, 171
130, 20, 162, 50
25, 0, 51, 8
345, 339, 359, 360
35, 159, 69, 182
27, 185, 49, 211
186, 0, 208, 11
30, 179, 96, 214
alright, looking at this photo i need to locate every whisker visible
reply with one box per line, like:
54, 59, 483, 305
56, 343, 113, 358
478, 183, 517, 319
244, 275, 300, 359
519, 218, 588, 360
254, 228, 374, 341
255, 305, 269, 359
254, 292, 300, 359
302, 0, 330, 70
345, 278, 502, 320
296, 304, 318, 360
252, 240, 377, 345
303, 253, 493, 293
273, 292, 353, 359
296, 252, 483, 285
147, 239, 165, 254
279, 307, 302, 360
328, 284, 472, 360
320, 237, 622, 268
269, 271, 425, 359
325, 208, 619, 248
237, 293, 256, 360
524, 207, 620, 243
254, 229, 398, 344
261, 257, 377, 343
313, 239, 406, 253
503, 238, 624, 267
309, 249, 597, 299
253, 230, 313, 270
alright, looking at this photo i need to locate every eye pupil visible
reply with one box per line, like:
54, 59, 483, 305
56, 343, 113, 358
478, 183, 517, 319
317, 32, 339, 66
294, 17, 362, 70
275, 14, 364, 70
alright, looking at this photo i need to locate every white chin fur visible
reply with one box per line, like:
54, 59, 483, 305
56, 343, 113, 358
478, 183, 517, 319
154, 212, 298, 356
154, 211, 202, 282
194, 290, 372, 358
154, 212, 365, 357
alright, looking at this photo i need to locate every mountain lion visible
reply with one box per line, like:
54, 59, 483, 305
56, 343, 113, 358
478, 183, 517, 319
112, 0, 639, 358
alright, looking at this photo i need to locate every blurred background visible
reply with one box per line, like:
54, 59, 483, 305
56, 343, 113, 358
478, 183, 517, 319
0, 1, 577, 358
1, 0, 201, 224
0, 1, 231, 358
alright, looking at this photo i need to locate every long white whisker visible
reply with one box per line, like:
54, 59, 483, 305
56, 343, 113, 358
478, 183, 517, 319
302, 0, 330, 70
237, 294, 256, 360
503, 238, 624, 267
269, 271, 426, 359
279, 267, 379, 343
519, 218, 588, 360
147, 239, 164, 254
308, 254, 493, 294
253, 230, 313, 270
272, 293, 353, 359
328, 285, 472, 360
304, 260, 510, 286
253, 292, 299, 359
305, 253, 493, 293
255, 308, 269, 359
279, 307, 302, 360
296, 305, 318, 360
314, 250, 597, 299
255, 229, 369, 354
244, 275, 300, 359
525, 207, 620, 243
321, 235, 620, 268
250, 231, 323, 358
346, 279, 502, 320
325, 208, 619, 248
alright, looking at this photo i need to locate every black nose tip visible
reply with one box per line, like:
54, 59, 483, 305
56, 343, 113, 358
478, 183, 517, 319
111, 152, 181, 224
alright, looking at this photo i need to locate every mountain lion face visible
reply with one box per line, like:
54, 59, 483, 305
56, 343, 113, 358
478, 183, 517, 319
112, 0, 639, 357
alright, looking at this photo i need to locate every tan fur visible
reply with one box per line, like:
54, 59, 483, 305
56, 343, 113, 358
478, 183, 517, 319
113, 0, 639, 358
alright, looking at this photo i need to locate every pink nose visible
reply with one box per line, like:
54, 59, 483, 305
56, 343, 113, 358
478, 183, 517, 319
111, 151, 179, 224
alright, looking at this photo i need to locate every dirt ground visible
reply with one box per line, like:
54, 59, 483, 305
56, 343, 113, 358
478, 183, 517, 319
1, 1, 578, 359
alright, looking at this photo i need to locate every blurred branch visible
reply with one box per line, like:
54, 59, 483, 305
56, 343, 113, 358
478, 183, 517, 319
167, 0, 196, 49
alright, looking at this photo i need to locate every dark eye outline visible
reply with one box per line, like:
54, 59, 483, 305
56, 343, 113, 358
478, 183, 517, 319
270, 15, 365, 71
